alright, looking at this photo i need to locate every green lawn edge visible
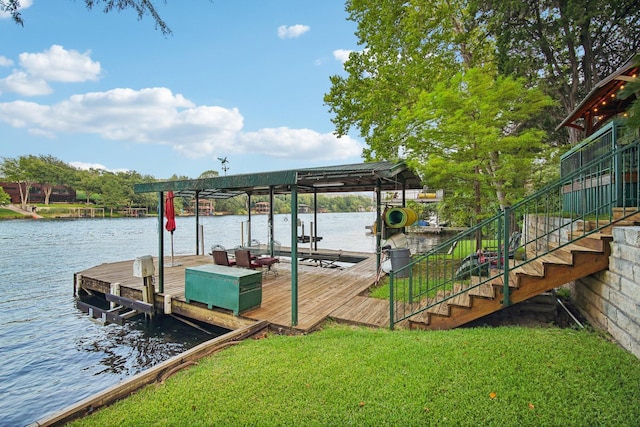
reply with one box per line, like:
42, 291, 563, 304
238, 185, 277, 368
69, 323, 640, 427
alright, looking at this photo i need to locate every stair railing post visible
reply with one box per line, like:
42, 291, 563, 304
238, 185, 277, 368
502, 207, 512, 306
389, 272, 395, 330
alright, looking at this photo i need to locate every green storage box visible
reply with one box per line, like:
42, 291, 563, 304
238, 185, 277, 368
185, 264, 262, 315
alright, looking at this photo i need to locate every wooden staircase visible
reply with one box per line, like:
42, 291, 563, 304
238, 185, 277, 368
408, 208, 640, 330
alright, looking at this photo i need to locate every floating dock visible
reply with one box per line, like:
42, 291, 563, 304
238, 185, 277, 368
75, 249, 391, 334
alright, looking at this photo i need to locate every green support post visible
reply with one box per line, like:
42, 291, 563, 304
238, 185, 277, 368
291, 185, 298, 327
502, 207, 511, 306
158, 191, 164, 294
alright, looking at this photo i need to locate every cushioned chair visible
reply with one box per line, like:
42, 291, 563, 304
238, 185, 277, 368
235, 248, 279, 275
234, 249, 261, 269
212, 249, 236, 267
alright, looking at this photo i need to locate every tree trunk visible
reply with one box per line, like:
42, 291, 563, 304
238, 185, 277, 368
18, 181, 32, 210
42, 183, 52, 205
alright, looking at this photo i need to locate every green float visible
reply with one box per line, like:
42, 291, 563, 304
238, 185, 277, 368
384, 207, 417, 228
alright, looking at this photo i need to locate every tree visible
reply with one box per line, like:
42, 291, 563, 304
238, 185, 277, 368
480, 0, 640, 144
326, 0, 490, 162
198, 170, 219, 179
0, 187, 10, 205
1, 0, 172, 35
405, 66, 554, 221
32, 155, 77, 205
325, 0, 553, 229
620, 55, 640, 131
0, 155, 40, 209
76, 168, 104, 204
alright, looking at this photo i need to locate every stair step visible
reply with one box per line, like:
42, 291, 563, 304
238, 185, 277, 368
449, 291, 471, 308
552, 242, 604, 255
612, 207, 640, 221
468, 281, 495, 299
573, 236, 609, 250
489, 271, 519, 288
536, 252, 573, 266
513, 259, 545, 277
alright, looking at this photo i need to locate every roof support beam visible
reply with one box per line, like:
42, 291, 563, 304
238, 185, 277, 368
195, 190, 200, 255
158, 191, 164, 293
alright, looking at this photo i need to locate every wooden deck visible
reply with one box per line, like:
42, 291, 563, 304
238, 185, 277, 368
75, 250, 392, 333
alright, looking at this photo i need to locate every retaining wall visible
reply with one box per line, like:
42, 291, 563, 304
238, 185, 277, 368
570, 227, 640, 359
525, 215, 640, 359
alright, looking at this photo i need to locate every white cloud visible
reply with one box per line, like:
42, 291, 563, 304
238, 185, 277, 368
68, 161, 130, 173
237, 127, 363, 161
0, 86, 363, 162
333, 49, 353, 64
19, 44, 101, 82
0, 70, 51, 96
0, 45, 101, 96
0, 56, 13, 67
277, 24, 310, 39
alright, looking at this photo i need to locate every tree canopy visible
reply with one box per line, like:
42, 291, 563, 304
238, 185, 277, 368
482, 0, 640, 144
325, 0, 639, 225
1, 0, 172, 35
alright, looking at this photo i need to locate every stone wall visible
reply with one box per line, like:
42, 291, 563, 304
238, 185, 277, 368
570, 227, 640, 359
525, 215, 640, 359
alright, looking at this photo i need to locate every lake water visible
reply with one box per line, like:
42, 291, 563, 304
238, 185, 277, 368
0, 212, 442, 426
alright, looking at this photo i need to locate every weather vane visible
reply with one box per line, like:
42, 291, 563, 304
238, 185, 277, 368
218, 157, 229, 175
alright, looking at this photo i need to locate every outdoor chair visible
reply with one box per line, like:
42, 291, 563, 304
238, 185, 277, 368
235, 248, 279, 275
212, 249, 236, 267
234, 249, 261, 269
454, 231, 522, 279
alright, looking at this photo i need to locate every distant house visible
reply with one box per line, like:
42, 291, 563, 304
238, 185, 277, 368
299, 204, 310, 213
189, 199, 215, 216
255, 201, 270, 214
0, 182, 76, 204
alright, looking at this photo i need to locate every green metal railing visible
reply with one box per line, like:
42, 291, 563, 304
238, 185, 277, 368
389, 137, 640, 329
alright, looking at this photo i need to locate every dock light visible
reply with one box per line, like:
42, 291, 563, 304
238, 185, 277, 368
312, 182, 344, 188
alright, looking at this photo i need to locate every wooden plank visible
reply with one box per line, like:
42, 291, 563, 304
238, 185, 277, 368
76, 300, 126, 325
105, 293, 154, 314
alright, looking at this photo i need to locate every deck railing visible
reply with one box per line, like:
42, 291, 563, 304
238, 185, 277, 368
389, 136, 640, 329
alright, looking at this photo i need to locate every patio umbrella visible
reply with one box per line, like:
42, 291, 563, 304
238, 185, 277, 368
165, 191, 176, 266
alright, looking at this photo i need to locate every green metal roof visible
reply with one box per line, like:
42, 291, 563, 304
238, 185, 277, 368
134, 161, 423, 199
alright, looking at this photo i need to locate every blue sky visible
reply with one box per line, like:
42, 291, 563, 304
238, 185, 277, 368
0, 1, 364, 179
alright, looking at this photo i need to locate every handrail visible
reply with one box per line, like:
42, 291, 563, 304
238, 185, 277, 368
389, 136, 640, 329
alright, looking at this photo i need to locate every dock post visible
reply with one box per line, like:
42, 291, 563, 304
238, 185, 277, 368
109, 282, 120, 310
142, 276, 156, 319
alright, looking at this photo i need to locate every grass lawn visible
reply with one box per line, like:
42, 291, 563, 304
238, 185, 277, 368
69, 323, 640, 426
0, 207, 29, 219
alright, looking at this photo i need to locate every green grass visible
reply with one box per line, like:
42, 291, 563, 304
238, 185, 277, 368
69, 324, 640, 427
0, 208, 30, 219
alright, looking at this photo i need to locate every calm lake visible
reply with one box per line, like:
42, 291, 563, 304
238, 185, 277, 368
0, 212, 442, 426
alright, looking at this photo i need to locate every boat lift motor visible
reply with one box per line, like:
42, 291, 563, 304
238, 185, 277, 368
133, 255, 156, 317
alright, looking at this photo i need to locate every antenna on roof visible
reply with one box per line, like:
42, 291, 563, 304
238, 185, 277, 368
217, 157, 229, 176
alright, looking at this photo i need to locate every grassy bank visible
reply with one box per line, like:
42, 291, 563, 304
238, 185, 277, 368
0, 207, 29, 219
69, 324, 640, 426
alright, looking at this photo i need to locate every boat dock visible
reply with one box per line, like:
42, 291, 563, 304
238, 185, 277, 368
75, 249, 392, 334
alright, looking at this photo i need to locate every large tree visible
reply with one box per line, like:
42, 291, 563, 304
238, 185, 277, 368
404, 66, 554, 223
326, 0, 491, 162
33, 155, 77, 205
481, 0, 640, 144
0, 155, 40, 209
325, 0, 553, 227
